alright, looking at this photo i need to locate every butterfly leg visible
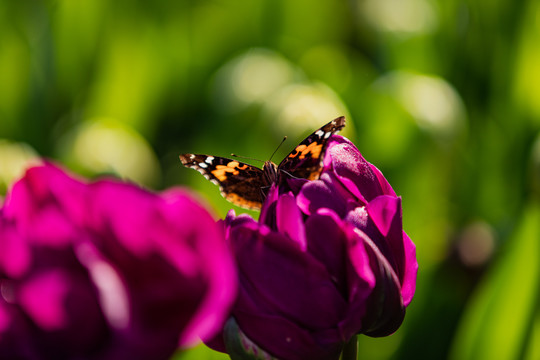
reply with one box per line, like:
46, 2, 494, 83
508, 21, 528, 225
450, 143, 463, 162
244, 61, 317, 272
260, 186, 271, 201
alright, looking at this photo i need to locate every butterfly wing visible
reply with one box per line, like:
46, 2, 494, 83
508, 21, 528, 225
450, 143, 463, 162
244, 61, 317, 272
278, 116, 346, 180
179, 154, 265, 210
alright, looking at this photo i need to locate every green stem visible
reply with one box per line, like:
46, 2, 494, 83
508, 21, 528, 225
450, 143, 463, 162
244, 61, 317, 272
342, 336, 358, 360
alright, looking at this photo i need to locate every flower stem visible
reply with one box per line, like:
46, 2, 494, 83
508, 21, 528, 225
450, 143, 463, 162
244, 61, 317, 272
342, 336, 358, 360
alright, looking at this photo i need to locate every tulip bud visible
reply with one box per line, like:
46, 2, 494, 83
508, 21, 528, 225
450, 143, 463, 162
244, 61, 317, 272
208, 135, 417, 360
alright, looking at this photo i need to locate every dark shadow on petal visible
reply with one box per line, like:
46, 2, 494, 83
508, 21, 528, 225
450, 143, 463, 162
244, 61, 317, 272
358, 230, 405, 337
305, 211, 348, 295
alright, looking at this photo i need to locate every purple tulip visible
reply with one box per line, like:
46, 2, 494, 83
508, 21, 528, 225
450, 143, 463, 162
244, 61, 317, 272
0, 164, 237, 359
209, 135, 417, 360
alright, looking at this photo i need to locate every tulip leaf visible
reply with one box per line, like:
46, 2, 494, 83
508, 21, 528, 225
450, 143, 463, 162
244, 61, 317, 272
172, 344, 230, 360
523, 309, 540, 360
450, 203, 540, 360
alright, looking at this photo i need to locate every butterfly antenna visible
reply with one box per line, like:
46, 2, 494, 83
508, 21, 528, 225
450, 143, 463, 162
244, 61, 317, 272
231, 153, 265, 164
280, 169, 299, 179
269, 136, 287, 162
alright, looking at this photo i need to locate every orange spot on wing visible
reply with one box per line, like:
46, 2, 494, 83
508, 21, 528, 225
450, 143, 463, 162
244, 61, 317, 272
299, 142, 322, 160
307, 171, 320, 180
211, 161, 248, 181
224, 193, 262, 210
212, 164, 238, 181
289, 144, 307, 158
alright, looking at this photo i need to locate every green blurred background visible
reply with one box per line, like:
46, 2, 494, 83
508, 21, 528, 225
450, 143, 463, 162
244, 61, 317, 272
1, 1, 539, 359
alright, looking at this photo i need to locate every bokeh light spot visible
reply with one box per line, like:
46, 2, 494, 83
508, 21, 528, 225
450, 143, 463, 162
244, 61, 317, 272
212, 48, 298, 112
62, 118, 161, 186
374, 71, 466, 140
0, 140, 41, 195
262, 82, 351, 137
456, 221, 496, 267
359, 0, 438, 36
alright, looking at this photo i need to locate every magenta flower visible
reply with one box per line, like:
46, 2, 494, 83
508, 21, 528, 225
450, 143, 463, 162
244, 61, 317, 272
0, 164, 237, 359
209, 135, 417, 360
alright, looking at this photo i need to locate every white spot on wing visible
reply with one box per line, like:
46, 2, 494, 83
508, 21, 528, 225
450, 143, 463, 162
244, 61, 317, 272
205, 156, 214, 164
324, 132, 331, 139
198, 162, 208, 168
315, 130, 325, 137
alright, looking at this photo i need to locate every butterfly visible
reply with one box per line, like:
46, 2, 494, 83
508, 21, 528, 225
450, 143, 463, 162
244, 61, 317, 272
179, 116, 346, 210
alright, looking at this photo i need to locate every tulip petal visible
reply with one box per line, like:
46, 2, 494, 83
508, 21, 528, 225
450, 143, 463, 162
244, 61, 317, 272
229, 226, 347, 331
276, 192, 306, 250
233, 310, 344, 360
366, 195, 401, 238
297, 174, 348, 217
305, 210, 348, 294
344, 204, 369, 230
4, 164, 87, 227
369, 163, 397, 197
260, 185, 279, 230
366, 196, 407, 284
345, 227, 376, 296
0, 222, 31, 277
352, 229, 405, 337
31, 208, 76, 247
0, 300, 40, 358
89, 181, 238, 346
89, 181, 155, 257
334, 225, 376, 339
19, 271, 70, 330
327, 141, 384, 203
400, 231, 418, 307
224, 209, 258, 229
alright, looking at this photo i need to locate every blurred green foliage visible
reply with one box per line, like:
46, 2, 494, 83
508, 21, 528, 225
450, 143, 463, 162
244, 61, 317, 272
1, 0, 539, 359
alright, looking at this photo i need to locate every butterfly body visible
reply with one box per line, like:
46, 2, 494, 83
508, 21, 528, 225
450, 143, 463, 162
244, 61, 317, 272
179, 116, 346, 210
262, 160, 278, 185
